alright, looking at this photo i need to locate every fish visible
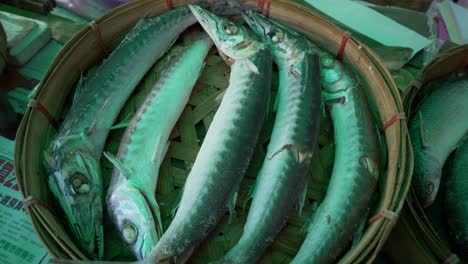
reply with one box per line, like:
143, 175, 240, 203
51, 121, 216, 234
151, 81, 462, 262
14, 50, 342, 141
43, 6, 198, 259
211, 11, 322, 264
104, 31, 213, 260
146, 5, 272, 263
409, 74, 468, 207
291, 43, 380, 263
445, 138, 468, 259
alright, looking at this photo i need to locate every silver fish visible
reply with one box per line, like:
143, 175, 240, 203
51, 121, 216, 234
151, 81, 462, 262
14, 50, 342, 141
43, 6, 197, 258
105, 32, 213, 260
146, 5, 272, 263
212, 11, 322, 264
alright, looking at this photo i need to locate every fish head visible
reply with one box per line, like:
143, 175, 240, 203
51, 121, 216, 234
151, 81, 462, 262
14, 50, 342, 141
44, 145, 103, 258
414, 150, 442, 207
189, 4, 263, 61
242, 11, 303, 61
107, 182, 159, 260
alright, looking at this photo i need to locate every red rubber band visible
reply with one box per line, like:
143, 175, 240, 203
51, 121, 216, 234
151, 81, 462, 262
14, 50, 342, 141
336, 33, 350, 61
258, 0, 265, 11
264, 0, 272, 16
368, 209, 399, 224
89, 21, 109, 55
166, 0, 173, 10
28, 99, 59, 130
381, 113, 406, 132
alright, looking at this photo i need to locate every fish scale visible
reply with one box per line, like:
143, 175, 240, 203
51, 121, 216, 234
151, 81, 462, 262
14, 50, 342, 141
44, 6, 197, 259
292, 51, 379, 264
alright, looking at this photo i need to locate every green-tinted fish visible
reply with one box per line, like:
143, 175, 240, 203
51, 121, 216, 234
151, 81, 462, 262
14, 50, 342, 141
146, 5, 272, 263
105, 32, 213, 260
445, 138, 468, 259
212, 11, 321, 264
43, 6, 197, 258
409, 75, 468, 207
292, 47, 380, 263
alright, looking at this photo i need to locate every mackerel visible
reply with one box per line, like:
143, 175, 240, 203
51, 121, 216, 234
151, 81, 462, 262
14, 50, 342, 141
445, 138, 468, 259
43, 6, 197, 258
409, 75, 468, 207
105, 32, 213, 260
292, 48, 380, 263
147, 5, 272, 263
212, 12, 322, 263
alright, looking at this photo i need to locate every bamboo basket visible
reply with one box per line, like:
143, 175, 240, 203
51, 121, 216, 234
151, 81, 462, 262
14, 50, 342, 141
397, 44, 468, 264
14, 0, 412, 262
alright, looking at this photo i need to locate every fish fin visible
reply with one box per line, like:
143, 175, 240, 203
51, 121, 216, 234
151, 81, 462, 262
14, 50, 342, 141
360, 156, 379, 179
245, 59, 260, 75
86, 98, 111, 136
227, 190, 239, 224
214, 90, 226, 105
110, 113, 132, 130
171, 187, 184, 218
298, 179, 308, 216
418, 112, 429, 148
295, 148, 314, 164
48, 173, 61, 199
103, 152, 132, 178
289, 64, 301, 79
301, 215, 313, 234
164, 35, 179, 56
72, 72, 86, 106
242, 180, 257, 214
320, 92, 327, 117
147, 194, 164, 237
133, 13, 151, 30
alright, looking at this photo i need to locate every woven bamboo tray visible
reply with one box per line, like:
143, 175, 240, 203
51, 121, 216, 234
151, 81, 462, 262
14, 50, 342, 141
399, 44, 468, 264
14, 0, 412, 262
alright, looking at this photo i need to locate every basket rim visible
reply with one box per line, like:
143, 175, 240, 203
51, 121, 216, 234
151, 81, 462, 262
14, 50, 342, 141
14, 0, 410, 262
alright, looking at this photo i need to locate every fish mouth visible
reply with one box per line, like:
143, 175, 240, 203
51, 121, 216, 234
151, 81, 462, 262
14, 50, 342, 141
189, 5, 219, 43
73, 217, 103, 258
242, 11, 263, 32
242, 11, 269, 40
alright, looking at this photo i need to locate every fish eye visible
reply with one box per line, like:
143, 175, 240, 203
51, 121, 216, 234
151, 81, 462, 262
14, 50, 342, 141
269, 29, 284, 43
223, 22, 238, 35
70, 172, 90, 195
122, 221, 138, 244
426, 182, 434, 194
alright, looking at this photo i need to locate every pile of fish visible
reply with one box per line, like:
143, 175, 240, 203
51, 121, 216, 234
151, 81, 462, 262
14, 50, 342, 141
44, 4, 381, 263
409, 72, 468, 259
